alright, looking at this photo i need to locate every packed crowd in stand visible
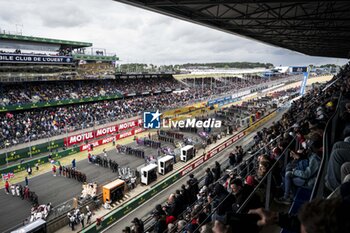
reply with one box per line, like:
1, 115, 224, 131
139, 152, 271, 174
122, 64, 350, 233
183, 76, 277, 96
0, 76, 185, 106
0, 91, 202, 149
0, 74, 291, 150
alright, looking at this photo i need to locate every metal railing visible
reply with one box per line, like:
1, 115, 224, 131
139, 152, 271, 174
177, 136, 295, 233
310, 93, 342, 199
143, 132, 283, 233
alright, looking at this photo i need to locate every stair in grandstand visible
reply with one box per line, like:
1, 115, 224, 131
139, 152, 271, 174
176, 78, 191, 88
21, 92, 32, 102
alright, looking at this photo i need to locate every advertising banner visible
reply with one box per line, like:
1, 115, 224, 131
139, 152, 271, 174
79, 127, 146, 151
292, 66, 308, 73
300, 72, 309, 96
0, 138, 64, 166
0, 54, 73, 64
64, 118, 143, 147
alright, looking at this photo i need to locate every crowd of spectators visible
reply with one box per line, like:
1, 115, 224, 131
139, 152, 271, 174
123, 64, 350, 233
0, 77, 185, 106
182, 76, 289, 96
0, 90, 207, 149
1, 74, 287, 149
0, 75, 291, 108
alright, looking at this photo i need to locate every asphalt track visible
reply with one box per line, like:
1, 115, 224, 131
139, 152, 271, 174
0, 130, 205, 232
0, 142, 147, 232
103, 110, 285, 232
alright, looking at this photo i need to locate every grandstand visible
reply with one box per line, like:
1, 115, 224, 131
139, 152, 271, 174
1, 1, 350, 233
0, 33, 118, 82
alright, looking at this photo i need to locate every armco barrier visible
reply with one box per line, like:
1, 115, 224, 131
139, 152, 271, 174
0, 138, 64, 166
64, 119, 143, 147
0, 119, 143, 169
0, 128, 146, 178
0, 147, 81, 175
0, 93, 123, 113
80, 109, 278, 233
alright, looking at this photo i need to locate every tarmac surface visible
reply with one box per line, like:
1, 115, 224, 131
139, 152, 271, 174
0, 142, 146, 233
0, 130, 204, 232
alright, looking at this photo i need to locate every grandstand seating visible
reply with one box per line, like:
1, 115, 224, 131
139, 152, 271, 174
0, 75, 292, 150
124, 64, 350, 233
0, 76, 184, 106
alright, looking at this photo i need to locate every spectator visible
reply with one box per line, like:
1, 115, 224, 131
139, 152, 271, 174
204, 168, 214, 187
249, 198, 350, 233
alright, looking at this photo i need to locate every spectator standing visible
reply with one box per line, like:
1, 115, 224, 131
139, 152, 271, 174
153, 212, 167, 233
4, 180, 10, 194
80, 213, 85, 229
72, 159, 76, 170
52, 166, 57, 176
10, 184, 16, 196
25, 176, 28, 186
27, 166, 32, 176
204, 168, 214, 187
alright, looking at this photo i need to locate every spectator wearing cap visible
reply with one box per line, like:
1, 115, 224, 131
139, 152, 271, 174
245, 175, 257, 188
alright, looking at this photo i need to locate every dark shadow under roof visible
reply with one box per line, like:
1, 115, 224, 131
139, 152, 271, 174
114, 0, 350, 58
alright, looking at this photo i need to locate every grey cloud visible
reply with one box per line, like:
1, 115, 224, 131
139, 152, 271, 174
0, 0, 347, 67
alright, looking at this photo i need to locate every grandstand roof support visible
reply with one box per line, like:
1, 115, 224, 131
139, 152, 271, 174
114, 0, 350, 58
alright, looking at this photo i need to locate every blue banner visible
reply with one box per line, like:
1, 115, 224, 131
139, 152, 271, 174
300, 72, 309, 96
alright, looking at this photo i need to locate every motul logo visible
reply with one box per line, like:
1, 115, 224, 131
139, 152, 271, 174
194, 158, 204, 168
96, 126, 117, 137
119, 121, 136, 130
69, 132, 94, 144
119, 131, 132, 139
102, 136, 115, 144
181, 165, 193, 176
134, 128, 144, 134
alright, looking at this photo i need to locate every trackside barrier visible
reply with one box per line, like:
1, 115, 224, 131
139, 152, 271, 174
0, 99, 210, 173
0, 138, 65, 166
0, 147, 81, 176
80, 110, 278, 233
0, 128, 146, 178
0, 76, 288, 173
0, 118, 144, 167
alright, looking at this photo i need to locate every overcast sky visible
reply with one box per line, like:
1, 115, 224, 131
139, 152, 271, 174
0, 0, 347, 66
